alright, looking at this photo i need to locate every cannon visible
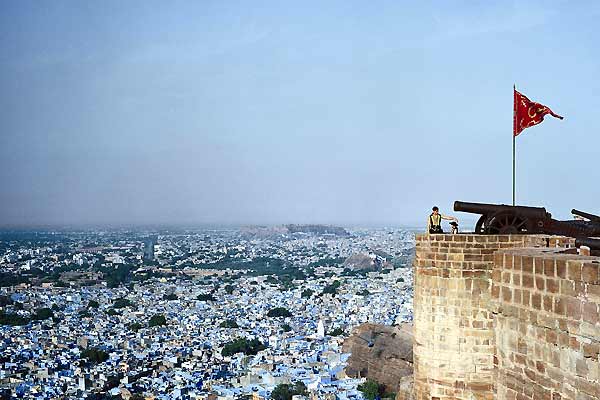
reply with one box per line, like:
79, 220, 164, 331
572, 209, 600, 223
454, 201, 549, 234
575, 237, 600, 251
454, 201, 600, 237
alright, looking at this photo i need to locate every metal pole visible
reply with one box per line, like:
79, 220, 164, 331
513, 130, 515, 206
513, 84, 516, 206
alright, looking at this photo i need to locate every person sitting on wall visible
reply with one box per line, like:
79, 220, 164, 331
449, 221, 459, 234
427, 206, 458, 234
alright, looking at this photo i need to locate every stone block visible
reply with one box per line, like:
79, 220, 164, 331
523, 257, 534, 274
546, 279, 559, 294
556, 260, 568, 279
544, 259, 556, 277
567, 262, 582, 281
581, 263, 599, 284
566, 298, 582, 321
523, 275, 534, 289
582, 302, 598, 325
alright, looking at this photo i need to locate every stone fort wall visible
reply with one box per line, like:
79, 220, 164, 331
412, 233, 599, 400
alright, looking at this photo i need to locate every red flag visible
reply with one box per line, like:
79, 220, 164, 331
513, 89, 563, 137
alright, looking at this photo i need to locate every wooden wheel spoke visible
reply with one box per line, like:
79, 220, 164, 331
483, 213, 532, 234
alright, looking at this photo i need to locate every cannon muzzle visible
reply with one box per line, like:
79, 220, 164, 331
571, 209, 600, 223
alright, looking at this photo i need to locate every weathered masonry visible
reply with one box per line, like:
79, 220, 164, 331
413, 234, 600, 400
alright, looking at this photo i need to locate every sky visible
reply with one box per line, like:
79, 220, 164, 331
1, 1, 599, 228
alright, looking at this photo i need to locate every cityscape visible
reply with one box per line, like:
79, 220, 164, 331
3, 2, 594, 400
0, 225, 416, 399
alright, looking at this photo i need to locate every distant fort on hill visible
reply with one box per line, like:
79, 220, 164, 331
241, 224, 349, 238
285, 224, 349, 236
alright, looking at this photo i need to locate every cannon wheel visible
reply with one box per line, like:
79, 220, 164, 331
474, 215, 487, 234
479, 212, 531, 234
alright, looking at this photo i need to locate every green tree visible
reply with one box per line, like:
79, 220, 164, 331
32, 308, 54, 320
307, 257, 345, 268
0, 311, 30, 326
220, 319, 239, 328
0, 272, 29, 287
0, 295, 12, 307
281, 324, 292, 332
224, 284, 235, 294
112, 298, 132, 309
301, 289, 314, 299
357, 380, 380, 400
87, 300, 100, 308
267, 307, 292, 318
270, 382, 308, 400
80, 347, 109, 364
279, 281, 295, 292
101, 264, 134, 287
322, 280, 342, 296
149, 314, 166, 327
196, 293, 216, 301
128, 322, 143, 332
328, 327, 345, 337
106, 308, 119, 316
357, 380, 395, 400
221, 338, 266, 357
163, 293, 178, 301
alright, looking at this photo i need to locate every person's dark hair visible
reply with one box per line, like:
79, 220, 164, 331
432, 206, 439, 212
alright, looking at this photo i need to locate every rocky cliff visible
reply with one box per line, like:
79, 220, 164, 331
343, 323, 413, 395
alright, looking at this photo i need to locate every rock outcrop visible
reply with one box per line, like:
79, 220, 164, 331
342, 323, 413, 397
343, 254, 377, 271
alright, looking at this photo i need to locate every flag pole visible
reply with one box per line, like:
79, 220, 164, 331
512, 84, 516, 206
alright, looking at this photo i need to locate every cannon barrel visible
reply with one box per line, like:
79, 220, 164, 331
575, 237, 600, 251
571, 209, 600, 223
454, 201, 548, 219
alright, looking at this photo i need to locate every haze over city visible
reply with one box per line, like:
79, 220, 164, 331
2, 1, 599, 227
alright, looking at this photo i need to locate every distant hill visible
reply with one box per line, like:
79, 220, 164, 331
285, 224, 349, 236
240, 225, 288, 238
241, 224, 349, 238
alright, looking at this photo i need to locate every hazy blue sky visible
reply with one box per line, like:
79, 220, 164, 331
1, 1, 599, 227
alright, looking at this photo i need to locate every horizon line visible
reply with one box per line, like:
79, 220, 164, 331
0, 222, 424, 232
